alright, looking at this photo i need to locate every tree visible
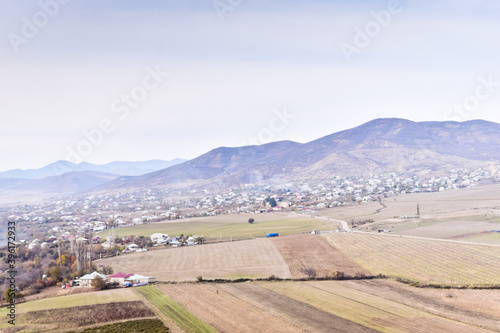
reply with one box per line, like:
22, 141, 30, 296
48, 266, 63, 281
99, 265, 114, 275
264, 196, 277, 208
91, 276, 106, 290
268, 197, 277, 208
303, 267, 317, 279
248, 218, 254, 224
4, 289, 14, 303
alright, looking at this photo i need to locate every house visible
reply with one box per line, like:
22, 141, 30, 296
79, 271, 106, 287
107, 272, 134, 286
126, 274, 156, 285
132, 218, 143, 225
28, 239, 40, 249
170, 240, 182, 247
116, 220, 127, 227
124, 243, 139, 252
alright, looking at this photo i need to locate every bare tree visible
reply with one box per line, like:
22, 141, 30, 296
303, 267, 317, 279
74, 240, 87, 276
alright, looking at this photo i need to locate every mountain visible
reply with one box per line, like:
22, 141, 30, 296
2, 171, 120, 194
95, 118, 500, 193
0, 159, 187, 180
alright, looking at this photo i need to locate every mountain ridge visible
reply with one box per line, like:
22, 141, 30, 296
93, 118, 500, 193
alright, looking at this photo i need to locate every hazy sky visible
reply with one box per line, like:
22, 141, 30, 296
1, 0, 500, 171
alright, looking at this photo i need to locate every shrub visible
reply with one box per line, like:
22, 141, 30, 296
332, 270, 345, 280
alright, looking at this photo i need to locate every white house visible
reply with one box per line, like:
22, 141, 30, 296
79, 271, 106, 287
125, 243, 139, 252
126, 274, 156, 285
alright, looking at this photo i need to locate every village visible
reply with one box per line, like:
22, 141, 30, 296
0, 167, 494, 252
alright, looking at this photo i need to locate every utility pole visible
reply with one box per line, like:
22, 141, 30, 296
417, 202, 420, 217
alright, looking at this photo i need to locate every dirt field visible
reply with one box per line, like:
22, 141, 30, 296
271, 234, 370, 278
318, 184, 500, 224
96, 238, 291, 281
158, 284, 303, 333
264, 281, 494, 333
160, 283, 376, 333
396, 220, 498, 239
336, 279, 500, 332
323, 233, 500, 285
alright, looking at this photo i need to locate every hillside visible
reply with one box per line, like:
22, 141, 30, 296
95, 118, 500, 192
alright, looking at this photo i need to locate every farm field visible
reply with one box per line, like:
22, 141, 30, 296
96, 238, 291, 281
263, 281, 494, 333
0, 288, 140, 315
66, 319, 169, 333
371, 219, 500, 243
137, 285, 216, 333
97, 213, 337, 240
323, 233, 500, 285
336, 279, 500, 332
271, 234, 370, 278
318, 184, 500, 224
457, 232, 500, 244
0, 299, 161, 333
159, 283, 376, 333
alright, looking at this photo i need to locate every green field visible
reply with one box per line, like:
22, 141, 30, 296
136, 285, 217, 333
98, 215, 337, 240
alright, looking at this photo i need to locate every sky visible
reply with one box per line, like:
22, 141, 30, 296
1, 0, 500, 172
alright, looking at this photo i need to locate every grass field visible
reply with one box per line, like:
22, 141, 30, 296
323, 233, 500, 285
262, 281, 493, 333
137, 285, 217, 333
97, 213, 337, 240
97, 238, 291, 281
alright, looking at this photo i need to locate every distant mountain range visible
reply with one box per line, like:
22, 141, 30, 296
0, 159, 187, 179
0, 159, 186, 195
3, 119, 500, 197
96, 118, 500, 193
